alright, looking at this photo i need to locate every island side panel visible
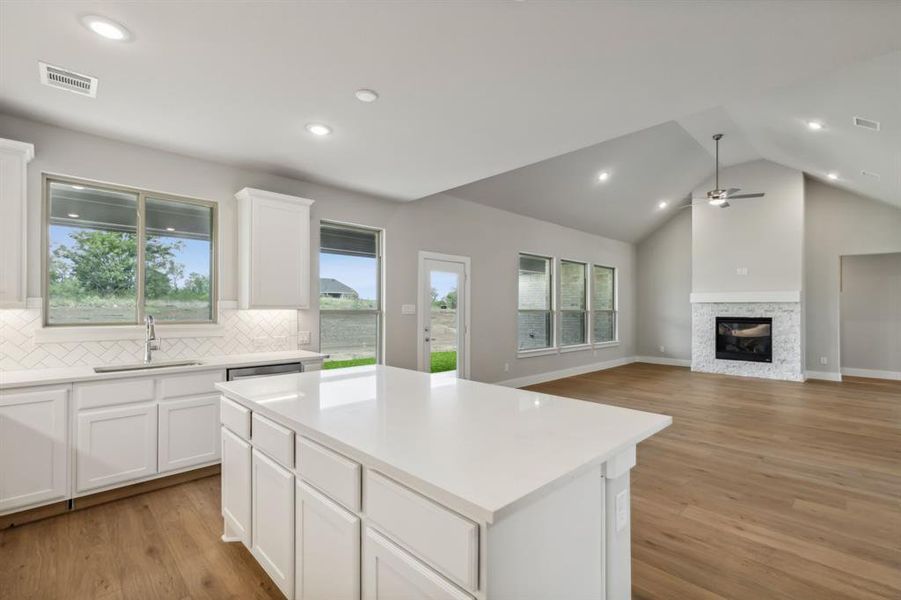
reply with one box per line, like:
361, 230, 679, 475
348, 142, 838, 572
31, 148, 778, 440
486, 464, 606, 600
603, 447, 636, 600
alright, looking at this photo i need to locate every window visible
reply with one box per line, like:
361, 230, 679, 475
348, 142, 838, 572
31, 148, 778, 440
45, 176, 216, 325
518, 254, 553, 351
319, 222, 382, 369
560, 260, 587, 346
592, 265, 616, 343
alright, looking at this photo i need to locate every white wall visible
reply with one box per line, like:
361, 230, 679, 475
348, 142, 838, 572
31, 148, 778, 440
805, 178, 901, 374
839, 253, 901, 375
636, 209, 691, 361
692, 160, 804, 293
0, 113, 636, 383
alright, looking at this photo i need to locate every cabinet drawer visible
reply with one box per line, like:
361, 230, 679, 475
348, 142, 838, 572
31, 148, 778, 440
75, 377, 155, 410
365, 470, 478, 591
297, 436, 361, 512
220, 396, 251, 440
252, 413, 294, 468
159, 370, 224, 399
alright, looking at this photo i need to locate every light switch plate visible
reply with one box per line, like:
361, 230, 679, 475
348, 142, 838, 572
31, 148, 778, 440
736, 267, 749, 276
401, 304, 416, 315
615, 489, 629, 532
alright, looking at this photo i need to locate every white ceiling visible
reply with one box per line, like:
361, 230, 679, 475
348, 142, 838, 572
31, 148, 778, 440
2, 1, 900, 204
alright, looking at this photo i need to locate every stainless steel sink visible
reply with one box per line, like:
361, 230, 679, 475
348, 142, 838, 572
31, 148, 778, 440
93, 360, 203, 373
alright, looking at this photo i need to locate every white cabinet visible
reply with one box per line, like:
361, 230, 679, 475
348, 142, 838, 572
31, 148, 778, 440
363, 527, 474, 600
236, 187, 314, 309
221, 426, 252, 547
158, 394, 220, 473
296, 480, 360, 600
76, 403, 157, 492
0, 138, 34, 308
252, 448, 295, 599
0, 387, 68, 513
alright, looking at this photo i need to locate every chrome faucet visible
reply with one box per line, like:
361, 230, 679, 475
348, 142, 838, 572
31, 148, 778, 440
144, 315, 159, 363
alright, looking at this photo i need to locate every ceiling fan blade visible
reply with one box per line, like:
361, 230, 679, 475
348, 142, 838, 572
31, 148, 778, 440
726, 188, 741, 195
727, 193, 765, 199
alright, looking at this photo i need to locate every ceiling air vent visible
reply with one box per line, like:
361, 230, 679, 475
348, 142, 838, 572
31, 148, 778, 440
853, 116, 880, 131
38, 62, 98, 97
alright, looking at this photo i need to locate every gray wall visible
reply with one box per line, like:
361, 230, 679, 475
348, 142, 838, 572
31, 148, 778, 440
636, 209, 691, 361
692, 160, 805, 293
839, 253, 901, 373
0, 113, 636, 383
805, 178, 901, 374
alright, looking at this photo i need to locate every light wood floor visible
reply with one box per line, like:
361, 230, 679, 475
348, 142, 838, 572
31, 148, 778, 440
1, 363, 898, 599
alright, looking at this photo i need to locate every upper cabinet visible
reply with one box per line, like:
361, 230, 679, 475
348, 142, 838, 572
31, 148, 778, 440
0, 138, 34, 308
235, 187, 314, 309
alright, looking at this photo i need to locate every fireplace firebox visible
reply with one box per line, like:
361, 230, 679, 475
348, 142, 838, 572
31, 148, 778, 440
715, 317, 772, 363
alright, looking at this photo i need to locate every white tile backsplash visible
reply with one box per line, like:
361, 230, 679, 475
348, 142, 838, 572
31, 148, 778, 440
0, 306, 298, 371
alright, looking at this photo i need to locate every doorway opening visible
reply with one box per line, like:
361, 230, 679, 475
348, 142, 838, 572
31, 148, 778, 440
418, 252, 471, 379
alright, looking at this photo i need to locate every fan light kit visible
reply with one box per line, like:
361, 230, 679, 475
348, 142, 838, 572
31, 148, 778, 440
700, 134, 766, 208
81, 15, 130, 41
306, 123, 332, 136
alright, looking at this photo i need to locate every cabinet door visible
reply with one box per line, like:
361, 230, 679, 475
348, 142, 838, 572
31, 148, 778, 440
76, 403, 157, 493
252, 449, 295, 599
362, 527, 474, 600
296, 480, 360, 600
0, 387, 68, 512
159, 394, 220, 473
0, 140, 32, 308
250, 197, 310, 308
221, 427, 252, 547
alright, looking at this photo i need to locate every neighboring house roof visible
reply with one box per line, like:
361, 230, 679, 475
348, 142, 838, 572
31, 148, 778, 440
320, 278, 358, 296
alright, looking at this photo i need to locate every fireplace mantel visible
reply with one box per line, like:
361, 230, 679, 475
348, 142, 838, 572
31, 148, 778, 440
690, 290, 801, 304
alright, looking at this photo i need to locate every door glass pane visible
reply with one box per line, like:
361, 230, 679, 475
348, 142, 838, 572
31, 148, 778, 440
144, 197, 214, 321
47, 181, 139, 324
320, 312, 378, 368
429, 271, 458, 373
518, 311, 551, 350
561, 311, 586, 345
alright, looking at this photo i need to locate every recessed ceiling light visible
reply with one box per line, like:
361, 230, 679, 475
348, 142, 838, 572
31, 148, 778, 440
658, 201, 668, 209
807, 120, 824, 131
81, 15, 130, 41
306, 123, 332, 136
355, 89, 379, 103
827, 172, 839, 180
165, 227, 175, 232
70, 185, 84, 190
67, 213, 80, 218
597, 171, 610, 182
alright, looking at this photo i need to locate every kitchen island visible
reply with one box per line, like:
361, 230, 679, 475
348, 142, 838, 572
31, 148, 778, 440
216, 365, 670, 600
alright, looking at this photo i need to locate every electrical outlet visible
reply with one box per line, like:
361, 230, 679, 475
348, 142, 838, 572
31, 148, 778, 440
819, 356, 828, 366
658, 345, 665, 353
615, 489, 630, 532
297, 331, 311, 345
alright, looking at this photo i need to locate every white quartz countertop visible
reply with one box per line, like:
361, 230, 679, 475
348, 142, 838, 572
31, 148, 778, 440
216, 365, 671, 523
0, 349, 326, 390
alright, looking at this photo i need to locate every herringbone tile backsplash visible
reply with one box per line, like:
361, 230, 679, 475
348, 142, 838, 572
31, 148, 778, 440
0, 307, 298, 371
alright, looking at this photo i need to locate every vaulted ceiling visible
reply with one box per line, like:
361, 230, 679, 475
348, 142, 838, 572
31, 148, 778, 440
1, 2, 898, 242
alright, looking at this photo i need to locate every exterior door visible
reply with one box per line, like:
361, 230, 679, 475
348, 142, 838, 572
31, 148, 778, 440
419, 253, 469, 378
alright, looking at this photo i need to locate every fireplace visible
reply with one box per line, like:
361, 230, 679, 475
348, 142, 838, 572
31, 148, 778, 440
716, 317, 772, 363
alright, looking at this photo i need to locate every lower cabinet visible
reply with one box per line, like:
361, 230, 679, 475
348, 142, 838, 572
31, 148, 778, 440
221, 426, 252, 547
296, 480, 360, 600
76, 402, 157, 493
363, 527, 474, 600
252, 448, 295, 599
158, 394, 220, 473
0, 387, 69, 513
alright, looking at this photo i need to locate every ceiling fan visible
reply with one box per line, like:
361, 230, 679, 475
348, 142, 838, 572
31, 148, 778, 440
694, 133, 765, 208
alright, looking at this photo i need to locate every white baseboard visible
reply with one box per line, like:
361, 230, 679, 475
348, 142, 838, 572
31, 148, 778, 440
634, 356, 691, 368
840, 367, 901, 381
806, 370, 842, 382
496, 356, 636, 388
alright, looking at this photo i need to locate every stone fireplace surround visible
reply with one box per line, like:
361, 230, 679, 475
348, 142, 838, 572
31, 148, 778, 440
690, 291, 804, 382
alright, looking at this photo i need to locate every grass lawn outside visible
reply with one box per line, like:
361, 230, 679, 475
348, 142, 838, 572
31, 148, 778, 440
323, 351, 457, 374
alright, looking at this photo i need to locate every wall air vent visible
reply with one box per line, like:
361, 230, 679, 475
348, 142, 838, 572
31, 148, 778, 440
860, 170, 881, 181
853, 116, 880, 131
39, 62, 98, 97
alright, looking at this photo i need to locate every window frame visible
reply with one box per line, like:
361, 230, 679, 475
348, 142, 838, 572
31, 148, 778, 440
591, 264, 618, 347
42, 173, 219, 327
318, 220, 384, 365
558, 259, 589, 349
517, 252, 556, 354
